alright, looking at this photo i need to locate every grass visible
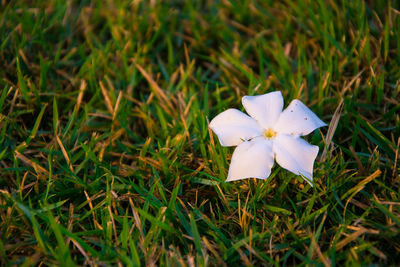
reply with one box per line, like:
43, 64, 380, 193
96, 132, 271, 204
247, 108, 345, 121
0, 0, 399, 265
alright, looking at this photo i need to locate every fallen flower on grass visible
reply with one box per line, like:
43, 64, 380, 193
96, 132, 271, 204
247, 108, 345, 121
209, 91, 326, 185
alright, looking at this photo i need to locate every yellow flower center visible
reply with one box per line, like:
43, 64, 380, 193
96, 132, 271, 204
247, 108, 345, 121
263, 128, 277, 139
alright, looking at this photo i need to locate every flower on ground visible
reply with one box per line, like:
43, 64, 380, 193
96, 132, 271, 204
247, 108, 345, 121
209, 91, 326, 185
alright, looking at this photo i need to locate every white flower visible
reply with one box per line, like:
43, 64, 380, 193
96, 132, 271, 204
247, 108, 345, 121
209, 91, 326, 185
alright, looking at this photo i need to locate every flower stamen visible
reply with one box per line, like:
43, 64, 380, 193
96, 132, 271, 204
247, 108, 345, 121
263, 128, 277, 139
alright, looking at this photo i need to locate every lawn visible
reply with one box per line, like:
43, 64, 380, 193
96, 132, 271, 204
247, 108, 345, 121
0, 0, 399, 266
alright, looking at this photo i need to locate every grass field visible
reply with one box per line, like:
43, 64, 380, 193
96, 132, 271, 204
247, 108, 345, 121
1, 0, 400, 266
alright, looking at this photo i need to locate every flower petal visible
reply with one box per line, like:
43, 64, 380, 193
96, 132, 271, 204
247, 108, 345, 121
227, 138, 274, 181
242, 91, 284, 129
209, 108, 263, 147
273, 99, 326, 136
273, 134, 319, 185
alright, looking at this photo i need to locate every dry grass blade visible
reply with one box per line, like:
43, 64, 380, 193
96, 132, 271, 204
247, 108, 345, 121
342, 169, 382, 217
108, 205, 118, 243
393, 136, 399, 178
134, 62, 174, 113
84, 190, 103, 230
343, 169, 382, 200
202, 236, 226, 267
311, 234, 331, 267
129, 198, 144, 239
99, 81, 114, 114
341, 70, 364, 95
76, 80, 87, 112
321, 98, 344, 161
350, 146, 366, 175
56, 136, 74, 172
14, 150, 49, 176
335, 228, 367, 251
112, 90, 123, 122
